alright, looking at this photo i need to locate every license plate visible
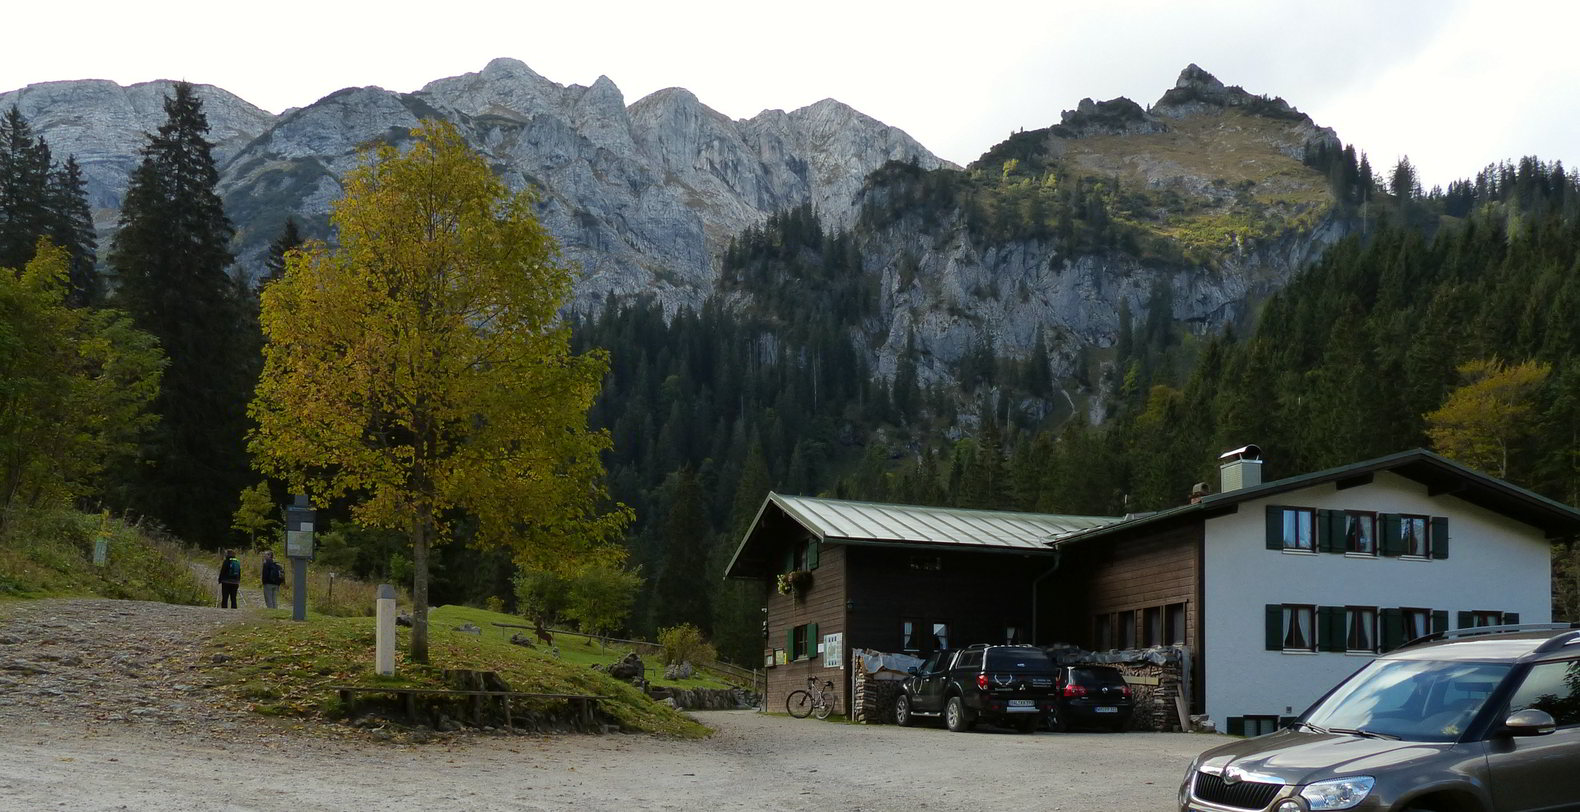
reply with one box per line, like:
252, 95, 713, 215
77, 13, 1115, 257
1095, 706, 1119, 713
1008, 699, 1035, 707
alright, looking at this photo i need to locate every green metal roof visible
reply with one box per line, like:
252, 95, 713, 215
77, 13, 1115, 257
723, 492, 1119, 578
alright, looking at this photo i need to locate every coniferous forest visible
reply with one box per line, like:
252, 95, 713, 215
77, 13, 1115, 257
4, 86, 1579, 664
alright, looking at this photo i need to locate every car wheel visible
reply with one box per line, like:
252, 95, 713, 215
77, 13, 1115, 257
945, 697, 974, 732
895, 694, 913, 727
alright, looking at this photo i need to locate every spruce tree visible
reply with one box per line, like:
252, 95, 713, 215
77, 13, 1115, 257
261, 216, 302, 285
0, 106, 53, 270
652, 469, 713, 633
46, 156, 99, 306
108, 82, 249, 545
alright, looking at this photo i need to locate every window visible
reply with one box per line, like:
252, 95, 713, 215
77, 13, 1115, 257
784, 538, 821, 573
1464, 611, 1505, 628
1400, 515, 1429, 557
1346, 606, 1378, 653
1345, 511, 1376, 555
1402, 608, 1431, 642
1142, 607, 1163, 647
907, 554, 942, 571
1004, 626, 1021, 645
1508, 660, 1580, 727
1243, 715, 1281, 737
1093, 614, 1114, 651
903, 619, 949, 652
955, 650, 981, 669
1283, 605, 1316, 651
1282, 508, 1316, 551
791, 624, 808, 660
1165, 603, 1187, 645
1117, 610, 1136, 649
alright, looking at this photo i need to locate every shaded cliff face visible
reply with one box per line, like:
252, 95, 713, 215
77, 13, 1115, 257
1, 59, 948, 311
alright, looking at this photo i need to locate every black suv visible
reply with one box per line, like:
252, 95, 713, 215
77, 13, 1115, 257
1180, 624, 1580, 812
895, 645, 1057, 733
1051, 664, 1134, 732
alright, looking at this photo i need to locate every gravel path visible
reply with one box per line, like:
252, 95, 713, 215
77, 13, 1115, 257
0, 599, 1221, 809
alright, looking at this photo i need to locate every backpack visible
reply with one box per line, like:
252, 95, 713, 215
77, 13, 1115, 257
222, 557, 241, 581
264, 560, 284, 585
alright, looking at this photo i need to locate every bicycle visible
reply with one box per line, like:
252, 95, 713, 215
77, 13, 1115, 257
786, 676, 837, 719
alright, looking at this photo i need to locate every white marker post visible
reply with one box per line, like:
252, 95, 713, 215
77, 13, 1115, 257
376, 584, 397, 676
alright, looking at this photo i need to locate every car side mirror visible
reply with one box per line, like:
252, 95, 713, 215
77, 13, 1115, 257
907, 666, 918, 675
1503, 709, 1557, 737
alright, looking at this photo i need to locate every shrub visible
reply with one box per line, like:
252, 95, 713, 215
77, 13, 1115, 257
657, 623, 716, 667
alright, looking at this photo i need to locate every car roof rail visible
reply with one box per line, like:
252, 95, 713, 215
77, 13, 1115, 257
1533, 628, 1580, 654
1403, 622, 1578, 648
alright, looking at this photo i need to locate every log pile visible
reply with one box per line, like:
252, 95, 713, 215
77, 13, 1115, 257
851, 665, 903, 724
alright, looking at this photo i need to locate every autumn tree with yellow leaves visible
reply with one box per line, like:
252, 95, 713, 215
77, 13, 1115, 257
249, 122, 629, 662
1425, 358, 1552, 478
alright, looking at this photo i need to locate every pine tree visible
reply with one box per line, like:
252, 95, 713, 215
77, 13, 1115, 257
652, 468, 713, 633
262, 217, 302, 285
108, 82, 249, 545
0, 106, 54, 271
46, 156, 98, 306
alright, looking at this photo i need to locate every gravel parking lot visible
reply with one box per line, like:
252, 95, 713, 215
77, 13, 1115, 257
0, 709, 1221, 811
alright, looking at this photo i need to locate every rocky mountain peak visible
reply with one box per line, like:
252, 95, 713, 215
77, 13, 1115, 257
1173, 63, 1226, 93
1053, 96, 1167, 138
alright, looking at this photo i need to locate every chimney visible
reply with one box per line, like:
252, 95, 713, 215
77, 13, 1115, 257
1218, 444, 1263, 492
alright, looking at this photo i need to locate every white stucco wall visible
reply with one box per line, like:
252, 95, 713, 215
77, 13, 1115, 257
1202, 471, 1553, 727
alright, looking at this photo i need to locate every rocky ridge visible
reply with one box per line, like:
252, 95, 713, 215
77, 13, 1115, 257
2, 58, 948, 311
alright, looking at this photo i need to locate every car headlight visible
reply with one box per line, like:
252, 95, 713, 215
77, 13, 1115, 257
1298, 776, 1375, 810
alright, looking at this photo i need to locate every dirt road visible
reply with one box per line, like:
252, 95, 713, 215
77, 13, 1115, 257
0, 599, 1218, 810
0, 709, 1213, 811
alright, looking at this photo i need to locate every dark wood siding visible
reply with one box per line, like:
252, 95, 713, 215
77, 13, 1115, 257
763, 541, 848, 715
844, 546, 1051, 654
1048, 522, 1204, 711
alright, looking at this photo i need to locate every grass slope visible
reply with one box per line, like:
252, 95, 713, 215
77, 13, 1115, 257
430, 605, 732, 691
0, 508, 206, 604
212, 607, 709, 738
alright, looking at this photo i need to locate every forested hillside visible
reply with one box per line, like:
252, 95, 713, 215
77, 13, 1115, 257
575, 157, 1580, 660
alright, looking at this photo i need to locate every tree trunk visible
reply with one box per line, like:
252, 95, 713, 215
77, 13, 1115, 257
411, 506, 431, 664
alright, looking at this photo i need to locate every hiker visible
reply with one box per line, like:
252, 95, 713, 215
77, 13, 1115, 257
218, 549, 242, 608
260, 550, 285, 609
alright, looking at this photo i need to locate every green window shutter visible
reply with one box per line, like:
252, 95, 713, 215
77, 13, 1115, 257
1503, 612, 1520, 625
1457, 611, 1472, 629
1227, 716, 1245, 736
1430, 517, 1449, 559
1266, 506, 1284, 550
1380, 514, 1404, 556
1266, 605, 1284, 650
1317, 509, 1335, 553
1432, 610, 1449, 634
1381, 608, 1404, 651
807, 539, 820, 570
787, 627, 797, 660
1318, 606, 1345, 652
806, 622, 819, 660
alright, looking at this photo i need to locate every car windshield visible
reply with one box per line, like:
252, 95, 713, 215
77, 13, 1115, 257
1303, 659, 1511, 742
985, 650, 1049, 671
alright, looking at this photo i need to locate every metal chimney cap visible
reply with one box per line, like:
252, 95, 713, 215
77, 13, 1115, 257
1219, 444, 1262, 462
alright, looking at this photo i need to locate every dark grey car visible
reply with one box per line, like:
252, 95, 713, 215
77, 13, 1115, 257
1179, 625, 1580, 812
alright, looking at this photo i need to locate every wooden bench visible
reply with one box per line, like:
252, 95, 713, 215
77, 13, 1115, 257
331, 685, 606, 732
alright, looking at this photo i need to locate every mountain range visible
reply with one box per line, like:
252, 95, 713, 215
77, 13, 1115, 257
1, 60, 1356, 416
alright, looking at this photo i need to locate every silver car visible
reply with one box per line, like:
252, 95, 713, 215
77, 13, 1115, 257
1179, 625, 1580, 812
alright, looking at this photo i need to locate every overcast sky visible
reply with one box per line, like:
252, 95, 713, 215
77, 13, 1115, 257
4, 0, 1575, 189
